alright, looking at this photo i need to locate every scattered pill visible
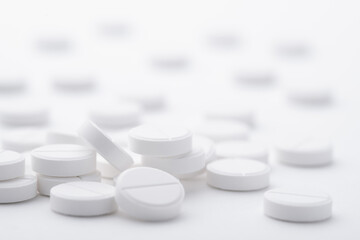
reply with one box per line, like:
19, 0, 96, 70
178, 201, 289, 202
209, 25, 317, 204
0, 150, 25, 181
206, 158, 270, 191
0, 175, 37, 203
78, 120, 134, 171
264, 188, 332, 222
195, 120, 249, 142
46, 129, 87, 145
37, 171, 101, 196
1, 128, 46, 152
115, 167, 185, 221
31, 144, 96, 177
0, 78, 26, 93
216, 141, 268, 163
273, 135, 333, 166
120, 90, 165, 110
205, 105, 254, 127
286, 82, 332, 105
50, 181, 117, 216
53, 75, 95, 92
97, 155, 120, 179
128, 124, 192, 157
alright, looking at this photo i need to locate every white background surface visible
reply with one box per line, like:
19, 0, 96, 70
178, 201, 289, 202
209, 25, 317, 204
0, 0, 360, 239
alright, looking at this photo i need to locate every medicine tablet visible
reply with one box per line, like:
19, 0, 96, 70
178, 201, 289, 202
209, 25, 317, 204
46, 129, 87, 145
78, 120, 134, 171
235, 61, 275, 86
0, 78, 26, 92
206, 159, 270, 191
2, 128, 46, 152
37, 171, 101, 196
115, 167, 185, 221
141, 145, 206, 179
53, 76, 95, 92
287, 82, 332, 105
89, 103, 141, 128
128, 124, 192, 157
216, 141, 268, 163
273, 136, 332, 166
264, 188, 332, 222
0, 150, 25, 181
195, 120, 249, 142
97, 155, 120, 179
0, 175, 37, 203
50, 181, 117, 216
31, 144, 96, 177
205, 105, 254, 127
120, 90, 165, 110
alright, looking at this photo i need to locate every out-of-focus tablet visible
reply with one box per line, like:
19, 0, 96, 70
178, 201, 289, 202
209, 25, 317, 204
151, 55, 189, 70
36, 36, 71, 52
206, 158, 270, 191
120, 90, 165, 110
128, 124, 192, 157
50, 181, 117, 216
216, 141, 268, 163
0, 78, 26, 92
0, 150, 25, 181
0, 175, 37, 203
205, 105, 254, 127
194, 135, 216, 163
78, 120, 134, 171
286, 82, 332, 105
46, 129, 87, 145
235, 61, 275, 86
273, 136, 332, 166
264, 188, 332, 222
89, 103, 141, 128
1, 128, 46, 152
141, 145, 205, 179
53, 75, 95, 92
31, 144, 96, 177
0, 100, 49, 126
97, 155, 120, 179
115, 167, 185, 221
37, 171, 101, 196
194, 120, 249, 143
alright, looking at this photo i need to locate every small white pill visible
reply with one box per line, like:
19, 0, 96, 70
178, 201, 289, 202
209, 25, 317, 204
151, 55, 189, 70
206, 159, 270, 191
120, 90, 165, 110
141, 145, 206, 179
128, 124, 192, 157
89, 103, 141, 129
0, 150, 25, 181
37, 171, 101, 196
216, 141, 268, 163
53, 76, 95, 92
0, 78, 26, 92
97, 155, 120, 179
0, 175, 37, 203
286, 82, 332, 105
1, 128, 46, 152
235, 60, 275, 86
273, 136, 332, 166
31, 144, 96, 177
264, 188, 332, 222
115, 167, 185, 221
205, 105, 254, 127
50, 181, 117, 216
78, 120, 133, 171
195, 120, 249, 142
46, 129, 87, 145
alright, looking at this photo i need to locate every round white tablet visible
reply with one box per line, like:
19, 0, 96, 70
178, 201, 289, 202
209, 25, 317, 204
78, 121, 133, 171
120, 90, 165, 110
31, 144, 96, 177
37, 171, 101, 196
287, 82, 332, 105
116, 167, 185, 221
0, 150, 25, 181
205, 106, 254, 127
128, 124, 192, 157
1, 128, 46, 152
97, 155, 120, 179
195, 120, 249, 142
235, 62, 275, 86
264, 188, 332, 222
273, 136, 332, 166
0, 78, 26, 92
216, 141, 268, 163
89, 103, 141, 128
50, 181, 117, 216
53, 76, 95, 92
141, 145, 206, 179
0, 175, 37, 203
46, 129, 87, 145
206, 159, 270, 191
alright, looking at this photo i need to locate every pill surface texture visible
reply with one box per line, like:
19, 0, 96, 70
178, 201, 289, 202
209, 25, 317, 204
0, 150, 25, 181
0, 175, 37, 203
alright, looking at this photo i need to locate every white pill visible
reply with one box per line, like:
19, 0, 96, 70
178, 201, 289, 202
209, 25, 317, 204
50, 181, 117, 216
0, 100, 49, 126
206, 158, 270, 191
151, 55, 189, 70
194, 135, 216, 163
115, 167, 185, 221
273, 136, 332, 166
53, 76, 95, 92
0, 175, 37, 203
264, 188, 332, 222
37, 171, 101, 196
120, 90, 165, 110
46, 129, 87, 145
235, 61, 275, 86
287, 82, 332, 105
195, 120, 249, 142
2, 128, 46, 152
0, 78, 26, 92
128, 124, 192, 157
216, 141, 268, 163
142, 145, 205, 179
205, 106, 254, 127
0, 150, 25, 181
97, 155, 120, 179
31, 144, 96, 177
89, 103, 141, 128
78, 120, 133, 171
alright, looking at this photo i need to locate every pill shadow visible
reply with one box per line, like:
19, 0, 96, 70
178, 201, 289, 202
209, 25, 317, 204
181, 174, 208, 198
114, 210, 187, 225
264, 213, 336, 225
